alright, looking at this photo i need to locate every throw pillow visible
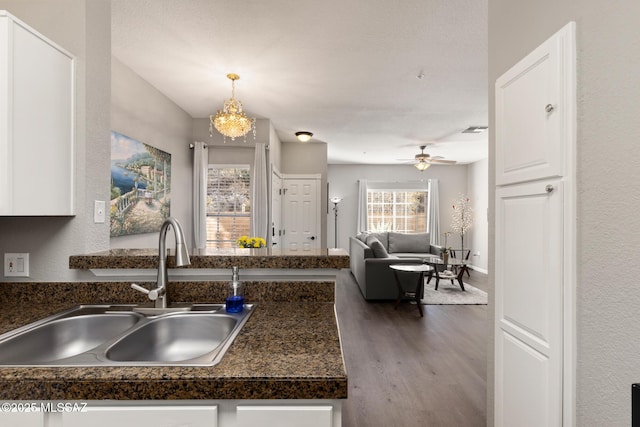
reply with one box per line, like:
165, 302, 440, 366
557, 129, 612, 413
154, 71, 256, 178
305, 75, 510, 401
356, 232, 369, 243
388, 232, 430, 253
367, 237, 390, 258
367, 232, 389, 249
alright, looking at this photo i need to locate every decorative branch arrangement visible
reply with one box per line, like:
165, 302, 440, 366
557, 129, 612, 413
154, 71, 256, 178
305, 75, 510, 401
451, 194, 473, 254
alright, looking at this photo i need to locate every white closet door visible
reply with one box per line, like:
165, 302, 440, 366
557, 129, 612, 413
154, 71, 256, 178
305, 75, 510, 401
495, 23, 574, 186
495, 181, 564, 427
494, 22, 575, 427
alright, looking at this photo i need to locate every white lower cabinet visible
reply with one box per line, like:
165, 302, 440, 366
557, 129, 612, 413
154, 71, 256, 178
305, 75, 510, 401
237, 405, 333, 427
0, 411, 43, 427
0, 400, 340, 427
60, 405, 218, 427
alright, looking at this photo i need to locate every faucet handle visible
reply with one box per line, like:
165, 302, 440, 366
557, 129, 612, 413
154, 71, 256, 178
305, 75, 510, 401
131, 283, 160, 301
131, 283, 149, 295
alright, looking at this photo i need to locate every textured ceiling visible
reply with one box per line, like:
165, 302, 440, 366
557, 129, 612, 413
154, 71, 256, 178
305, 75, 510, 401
112, 0, 488, 165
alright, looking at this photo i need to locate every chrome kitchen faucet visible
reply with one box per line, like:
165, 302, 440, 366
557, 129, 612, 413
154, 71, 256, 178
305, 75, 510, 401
132, 217, 191, 308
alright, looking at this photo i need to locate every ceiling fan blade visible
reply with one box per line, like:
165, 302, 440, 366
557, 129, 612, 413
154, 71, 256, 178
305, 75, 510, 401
429, 159, 457, 164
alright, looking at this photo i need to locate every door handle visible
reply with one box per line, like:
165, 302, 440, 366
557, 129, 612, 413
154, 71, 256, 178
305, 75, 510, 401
308, 236, 316, 240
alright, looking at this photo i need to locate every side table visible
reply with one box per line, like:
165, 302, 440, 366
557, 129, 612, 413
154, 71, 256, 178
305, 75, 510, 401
389, 264, 433, 317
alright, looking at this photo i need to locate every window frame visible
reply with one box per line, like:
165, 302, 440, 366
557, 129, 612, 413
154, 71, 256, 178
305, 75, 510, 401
206, 163, 251, 248
365, 183, 429, 234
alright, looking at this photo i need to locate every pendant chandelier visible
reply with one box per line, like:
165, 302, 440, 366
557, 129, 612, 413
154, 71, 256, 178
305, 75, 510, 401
209, 73, 256, 142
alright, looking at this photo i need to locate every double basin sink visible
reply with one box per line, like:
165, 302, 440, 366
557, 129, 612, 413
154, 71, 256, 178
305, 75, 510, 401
0, 303, 254, 366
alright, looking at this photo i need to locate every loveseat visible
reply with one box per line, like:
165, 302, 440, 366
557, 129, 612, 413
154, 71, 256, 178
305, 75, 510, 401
349, 231, 442, 300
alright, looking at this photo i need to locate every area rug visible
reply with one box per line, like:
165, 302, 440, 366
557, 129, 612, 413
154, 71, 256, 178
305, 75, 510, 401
421, 281, 488, 305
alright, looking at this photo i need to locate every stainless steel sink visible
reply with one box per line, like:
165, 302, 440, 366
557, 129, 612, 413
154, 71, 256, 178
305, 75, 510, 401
0, 304, 254, 366
105, 313, 239, 364
0, 312, 142, 364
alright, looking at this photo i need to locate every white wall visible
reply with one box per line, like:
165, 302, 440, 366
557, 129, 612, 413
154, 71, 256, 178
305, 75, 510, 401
110, 57, 194, 249
327, 164, 468, 251
489, 1, 640, 425
0, 0, 111, 282
467, 159, 488, 272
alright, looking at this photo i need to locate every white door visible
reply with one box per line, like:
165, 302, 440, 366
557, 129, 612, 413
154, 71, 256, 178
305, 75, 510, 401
494, 22, 575, 427
495, 181, 563, 427
270, 169, 282, 247
282, 176, 320, 251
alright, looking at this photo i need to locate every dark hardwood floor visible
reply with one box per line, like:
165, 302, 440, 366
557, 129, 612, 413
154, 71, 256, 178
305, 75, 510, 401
335, 268, 488, 427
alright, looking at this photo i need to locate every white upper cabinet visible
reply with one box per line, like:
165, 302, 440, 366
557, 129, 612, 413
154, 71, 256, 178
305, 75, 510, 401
495, 22, 575, 185
0, 11, 75, 215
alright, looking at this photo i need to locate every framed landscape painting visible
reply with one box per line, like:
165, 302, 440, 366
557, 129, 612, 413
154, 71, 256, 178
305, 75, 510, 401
110, 131, 171, 237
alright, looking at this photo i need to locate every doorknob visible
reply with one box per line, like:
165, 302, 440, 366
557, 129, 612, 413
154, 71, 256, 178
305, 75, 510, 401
308, 236, 316, 240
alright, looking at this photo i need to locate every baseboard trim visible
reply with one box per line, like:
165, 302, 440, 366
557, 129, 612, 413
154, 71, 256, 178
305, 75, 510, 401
469, 265, 488, 275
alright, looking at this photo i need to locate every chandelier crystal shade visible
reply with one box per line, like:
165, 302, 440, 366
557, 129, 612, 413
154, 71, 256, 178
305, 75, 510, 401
209, 73, 256, 142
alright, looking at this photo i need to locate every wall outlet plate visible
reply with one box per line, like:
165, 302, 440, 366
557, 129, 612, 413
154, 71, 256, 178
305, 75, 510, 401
4, 253, 29, 277
94, 200, 106, 223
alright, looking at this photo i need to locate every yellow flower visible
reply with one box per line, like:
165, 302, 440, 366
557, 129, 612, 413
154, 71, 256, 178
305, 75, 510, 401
236, 236, 266, 248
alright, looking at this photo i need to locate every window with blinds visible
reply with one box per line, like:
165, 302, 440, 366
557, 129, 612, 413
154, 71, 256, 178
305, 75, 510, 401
206, 165, 250, 248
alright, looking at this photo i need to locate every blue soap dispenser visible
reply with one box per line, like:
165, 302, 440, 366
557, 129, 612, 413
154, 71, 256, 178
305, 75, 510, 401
225, 266, 244, 313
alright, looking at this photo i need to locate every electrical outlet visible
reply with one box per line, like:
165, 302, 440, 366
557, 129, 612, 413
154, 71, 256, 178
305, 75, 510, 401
4, 253, 29, 277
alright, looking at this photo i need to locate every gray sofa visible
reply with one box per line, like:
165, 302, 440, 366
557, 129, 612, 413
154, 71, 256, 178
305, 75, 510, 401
349, 231, 442, 300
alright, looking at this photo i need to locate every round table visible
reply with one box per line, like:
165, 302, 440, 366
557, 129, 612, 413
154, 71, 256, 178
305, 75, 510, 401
389, 263, 433, 317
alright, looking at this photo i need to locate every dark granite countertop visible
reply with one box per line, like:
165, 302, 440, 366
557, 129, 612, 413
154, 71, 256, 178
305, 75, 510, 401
69, 248, 350, 270
0, 281, 347, 401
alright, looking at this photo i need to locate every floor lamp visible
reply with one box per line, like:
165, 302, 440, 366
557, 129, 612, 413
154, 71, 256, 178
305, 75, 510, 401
330, 197, 342, 249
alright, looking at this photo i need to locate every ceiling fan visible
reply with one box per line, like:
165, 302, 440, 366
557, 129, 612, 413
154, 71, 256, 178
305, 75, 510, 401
399, 145, 457, 171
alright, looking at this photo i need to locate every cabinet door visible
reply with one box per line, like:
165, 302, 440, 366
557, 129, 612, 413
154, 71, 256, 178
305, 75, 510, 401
237, 406, 333, 427
0, 411, 44, 427
0, 13, 75, 215
495, 22, 574, 185
495, 180, 563, 427
60, 405, 217, 427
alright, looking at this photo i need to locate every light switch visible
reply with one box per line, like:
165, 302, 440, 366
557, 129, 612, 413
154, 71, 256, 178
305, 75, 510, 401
4, 253, 29, 277
94, 200, 106, 223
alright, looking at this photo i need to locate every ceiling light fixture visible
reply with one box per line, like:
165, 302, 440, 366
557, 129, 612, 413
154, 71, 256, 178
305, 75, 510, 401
295, 131, 313, 142
414, 160, 430, 171
210, 73, 256, 142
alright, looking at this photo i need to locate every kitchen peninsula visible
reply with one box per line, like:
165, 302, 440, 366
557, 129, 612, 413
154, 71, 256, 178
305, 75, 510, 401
0, 248, 349, 427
